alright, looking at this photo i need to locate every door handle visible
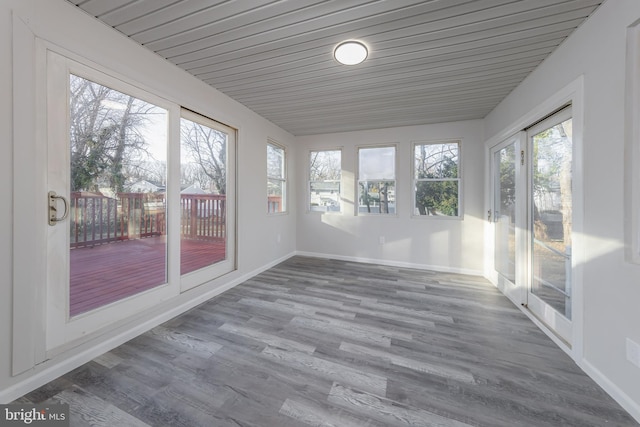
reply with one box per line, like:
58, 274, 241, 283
48, 191, 69, 226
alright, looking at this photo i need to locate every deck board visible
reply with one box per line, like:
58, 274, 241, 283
70, 236, 225, 316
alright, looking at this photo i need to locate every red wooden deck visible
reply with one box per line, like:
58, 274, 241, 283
70, 236, 226, 317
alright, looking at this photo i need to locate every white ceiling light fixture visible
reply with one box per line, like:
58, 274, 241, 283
334, 40, 368, 65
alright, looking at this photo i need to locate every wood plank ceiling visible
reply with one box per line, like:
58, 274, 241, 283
68, 0, 602, 136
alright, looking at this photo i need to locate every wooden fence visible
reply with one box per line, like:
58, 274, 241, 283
70, 192, 225, 248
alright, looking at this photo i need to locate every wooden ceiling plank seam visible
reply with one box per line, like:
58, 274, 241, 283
167, 0, 522, 66
147, 0, 403, 53
99, 0, 184, 28
244, 79, 520, 109
116, 0, 231, 36
136, 0, 327, 47
231, 74, 530, 108
227, 65, 537, 108
215, 64, 538, 102
192, 26, 569, 83
209, 47, 552, 95
172, 4, 596, 72
200, 32, 567, 87
146, 0, 326, 52
150, 0, 394, 61
274, 104, 499, 127
259, 94, 510, 120
184, 17, 581, 79
208, 45, 553, 93
243, 85, 524, 118
242, 77, 529, 112
156, 0, 468, 61
77, 0, 137, 18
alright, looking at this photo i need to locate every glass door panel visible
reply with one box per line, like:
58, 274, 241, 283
494, 143, 517, 283
530, 117, 573, 320
68, 74, 168, 317
179, 116, 228, 275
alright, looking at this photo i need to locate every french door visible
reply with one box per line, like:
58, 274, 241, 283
490, 107, 573, 343
490, 132, 526, 304
45, 49, 235, 352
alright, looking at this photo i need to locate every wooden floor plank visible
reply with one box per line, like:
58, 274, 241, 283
18, 256, 639, 426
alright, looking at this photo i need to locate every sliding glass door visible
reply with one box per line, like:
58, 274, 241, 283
490, 107, 573, 343
45, 49, 236, 351
527, 109, 573, 341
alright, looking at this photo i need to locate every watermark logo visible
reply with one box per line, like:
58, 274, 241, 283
1, 405, 69, 426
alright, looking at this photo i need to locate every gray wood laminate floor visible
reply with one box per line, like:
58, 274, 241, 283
18, 256, 639, 426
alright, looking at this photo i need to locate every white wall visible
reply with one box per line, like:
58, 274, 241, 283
484, 0, 640, 419
0, 0, 296, 401
295, 120, 485, 275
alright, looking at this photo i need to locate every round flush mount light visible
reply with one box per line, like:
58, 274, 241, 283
333, 40, 368, 65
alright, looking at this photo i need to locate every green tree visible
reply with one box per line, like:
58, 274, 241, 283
69, 75, 156, 193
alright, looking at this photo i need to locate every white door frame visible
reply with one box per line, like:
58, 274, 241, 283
488, 132, 527, 306
484, 77, 584, 360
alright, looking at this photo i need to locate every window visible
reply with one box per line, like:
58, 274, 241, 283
413, 141, 461, 217
267, 140, 286, 213
309, 149, 341, 212
358, 146, 396, 214
40, 49, 237, 352
180, 111, 230, 276
68, 73, 169, 316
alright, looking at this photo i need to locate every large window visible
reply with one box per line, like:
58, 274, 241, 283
358, 146, 396, 214
180, 112, 230, 276
41, 50, 236, 352
267, 140, 286, 213
413, 141, 461, 217
309, 149, 341, 212
68, 73, 169, 317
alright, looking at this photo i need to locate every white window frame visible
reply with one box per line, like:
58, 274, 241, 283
626, 21, 640, 264
411, 139, 462, 219
308, 148, 342, 213
267, 139, 287, 214
356, 144, 398, 216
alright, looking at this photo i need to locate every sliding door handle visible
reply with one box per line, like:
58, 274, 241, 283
48, 191, 69, 226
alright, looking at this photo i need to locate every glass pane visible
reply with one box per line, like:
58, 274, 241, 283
494, 144, 516, 282
358, 181, 396, 214
180, 117, 228, 275
310, 150, 341, 212
268, 179, 285, 213
414, 143, 459, 179
310, 181, 340, 212
359, 146, 395, 180
414, 181, 458, 216
267, 143, 285, 179
531, 118, 572, 319
69, 74, 167, 317
310, 150, 341, 181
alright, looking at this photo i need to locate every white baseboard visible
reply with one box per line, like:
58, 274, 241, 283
295, 251, 484, 277
579, 359, 640, 424
0, 251, 296, 404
